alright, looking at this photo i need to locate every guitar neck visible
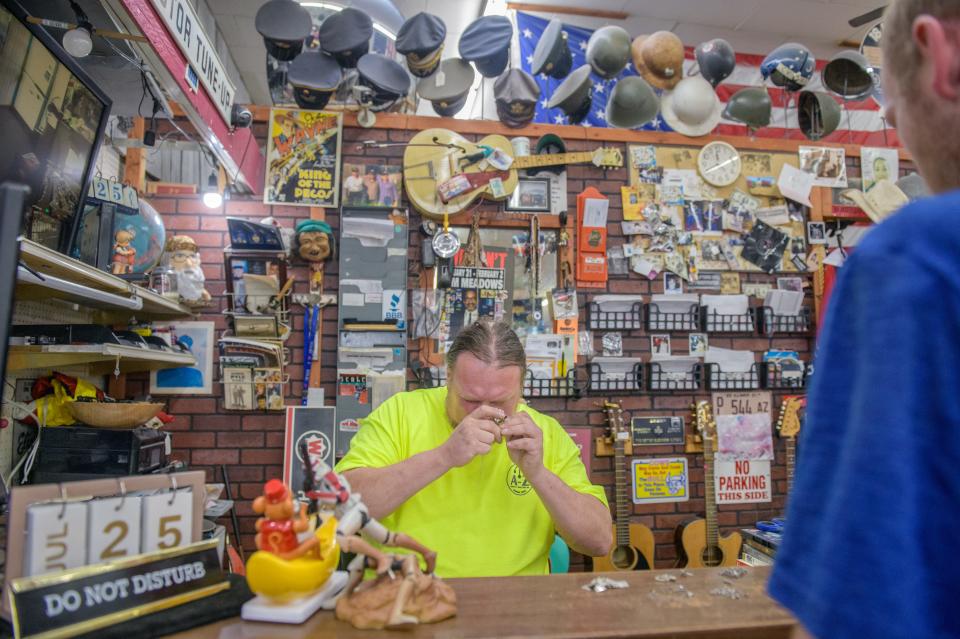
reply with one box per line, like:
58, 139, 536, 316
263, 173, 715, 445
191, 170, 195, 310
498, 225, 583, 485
614, 439, 630, 545
512, 152, 597, 170
785, 438, 796, 496
703, 435, 719, 550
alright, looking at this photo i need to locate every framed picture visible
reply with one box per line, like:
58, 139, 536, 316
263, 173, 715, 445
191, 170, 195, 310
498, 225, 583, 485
506, 177, 551, 212
651, 334, 671, 356
807, 221, 827, 245
149, 321, 215, 395
341, 163, 402, 208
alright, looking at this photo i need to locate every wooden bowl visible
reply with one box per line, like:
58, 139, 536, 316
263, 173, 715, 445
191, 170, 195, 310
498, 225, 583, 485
67, 401, 164, 429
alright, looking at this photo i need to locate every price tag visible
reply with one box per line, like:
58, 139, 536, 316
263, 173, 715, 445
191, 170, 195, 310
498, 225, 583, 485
140, 489, 192, 553
108, 180, 124, 204
87, 496, 142, 562
24, 502, 88, 577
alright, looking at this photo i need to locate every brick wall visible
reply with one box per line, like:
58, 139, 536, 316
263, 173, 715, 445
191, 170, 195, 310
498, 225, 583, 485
145, 123, 824, 571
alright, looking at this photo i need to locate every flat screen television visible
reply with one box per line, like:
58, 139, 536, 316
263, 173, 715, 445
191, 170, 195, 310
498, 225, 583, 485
0, 0, 111, 253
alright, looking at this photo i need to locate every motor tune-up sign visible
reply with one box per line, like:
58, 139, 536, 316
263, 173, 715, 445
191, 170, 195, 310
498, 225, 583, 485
714, 459, 771, 504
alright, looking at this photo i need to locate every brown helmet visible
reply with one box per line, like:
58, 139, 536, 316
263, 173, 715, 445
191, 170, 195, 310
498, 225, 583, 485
632, 31, 684, 91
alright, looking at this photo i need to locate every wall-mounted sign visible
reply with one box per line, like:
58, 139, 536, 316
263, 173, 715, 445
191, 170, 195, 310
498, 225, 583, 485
714, 459, 771, 504
631, 416, 684, 446
150, 0, 236, 123
632, 457, 689, 504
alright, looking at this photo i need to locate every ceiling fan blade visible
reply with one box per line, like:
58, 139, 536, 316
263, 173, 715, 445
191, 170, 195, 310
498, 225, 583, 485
849, 6, 886, 28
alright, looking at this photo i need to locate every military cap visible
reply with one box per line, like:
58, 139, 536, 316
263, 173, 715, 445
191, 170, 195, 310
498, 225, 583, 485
532, 19, 572, 79
255, 0, 312, 62
459, 15, 513, 78
546, 64, 593, 123
605, 75, 660, 129
632, 31, 685, 90
319, 8, 372, 68
528, 133, 566, 176
798, 90, 842, 140
722, 86, 772, 130
417, 58, 475, 117
587, 26, 631, 79
822, 51, 873, 100
287, 50, 342, 110
494, 68, 540, 128
396, 12, 446, 78
357, 53, 412, 108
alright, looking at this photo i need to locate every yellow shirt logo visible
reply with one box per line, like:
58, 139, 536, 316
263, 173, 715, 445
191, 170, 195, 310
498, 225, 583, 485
506, 464, 532, 496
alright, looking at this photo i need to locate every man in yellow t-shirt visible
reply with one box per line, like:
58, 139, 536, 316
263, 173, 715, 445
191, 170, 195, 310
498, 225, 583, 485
336, 321, 612, 577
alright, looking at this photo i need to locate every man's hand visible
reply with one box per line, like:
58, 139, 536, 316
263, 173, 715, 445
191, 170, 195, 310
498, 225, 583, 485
440, 405, 505, 468
501, 412, 544, 480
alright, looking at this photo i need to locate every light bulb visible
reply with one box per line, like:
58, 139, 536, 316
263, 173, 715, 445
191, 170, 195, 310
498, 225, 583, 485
202, 191, 223, 208
63, 25, 93, 58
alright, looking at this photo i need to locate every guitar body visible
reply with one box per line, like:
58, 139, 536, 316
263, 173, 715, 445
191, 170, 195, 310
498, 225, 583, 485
592, 523, 654, 571
676, 518, 742, 568
403, 128, 518, 219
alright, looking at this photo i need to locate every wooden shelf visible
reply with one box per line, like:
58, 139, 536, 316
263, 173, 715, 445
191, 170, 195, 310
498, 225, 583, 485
5, 344, 196, 374
16, 239, 195, 321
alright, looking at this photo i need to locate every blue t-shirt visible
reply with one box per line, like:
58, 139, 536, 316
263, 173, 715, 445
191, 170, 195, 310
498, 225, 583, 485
768, 190, 960, 639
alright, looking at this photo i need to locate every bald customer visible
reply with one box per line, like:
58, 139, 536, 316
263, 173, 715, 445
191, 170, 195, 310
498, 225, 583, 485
769, 2, 960, 638
336, 320, 612, 577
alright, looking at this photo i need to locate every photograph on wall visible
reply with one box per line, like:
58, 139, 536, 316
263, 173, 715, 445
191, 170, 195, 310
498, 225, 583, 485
150, 321, 215, 395
861, 147, 899, 190
264, 108, 342, 207
798, 146, 848, 188
341, 162, 402, 207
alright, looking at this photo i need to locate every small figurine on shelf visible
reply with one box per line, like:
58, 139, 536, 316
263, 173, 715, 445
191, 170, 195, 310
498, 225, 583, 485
303, 444, 456, 630
111, 227, 137, 275
242, 478, 344, 623
294, 219, 335, 296
163, 235, 212, 308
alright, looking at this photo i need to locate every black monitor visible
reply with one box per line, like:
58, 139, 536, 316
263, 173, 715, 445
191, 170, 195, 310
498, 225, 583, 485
0, 0, 111, 253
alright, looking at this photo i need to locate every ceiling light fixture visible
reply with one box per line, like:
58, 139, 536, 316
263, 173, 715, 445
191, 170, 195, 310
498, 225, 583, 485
202, 173, 222, 209
62, 1, 94, 58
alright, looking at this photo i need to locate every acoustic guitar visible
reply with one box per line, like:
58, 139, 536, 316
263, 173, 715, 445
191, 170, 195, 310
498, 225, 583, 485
592, 401, 654, 572
676, 401, 742, 568
403, 128, 623, 219
777, 395, 806, 500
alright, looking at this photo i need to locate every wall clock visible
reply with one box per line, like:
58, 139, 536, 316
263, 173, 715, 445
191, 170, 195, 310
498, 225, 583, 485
697, 141, 742, 187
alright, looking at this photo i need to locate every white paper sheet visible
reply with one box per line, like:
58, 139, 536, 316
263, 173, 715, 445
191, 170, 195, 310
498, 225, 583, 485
525, 333, 563, 360
763, 289, 803, 316
591, 356, 643, 379
777, 163, 814, 207
701, 294, 749, 315
583, 198, 609, 228
592, 294, 645, 312
704, 347, 755, 373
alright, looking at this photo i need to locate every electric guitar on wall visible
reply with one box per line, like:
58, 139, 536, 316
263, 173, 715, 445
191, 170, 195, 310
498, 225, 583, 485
403, 128, 623, 219
777, 395, 806, 499
592, 401, 655, 572
676, 401, 742, 568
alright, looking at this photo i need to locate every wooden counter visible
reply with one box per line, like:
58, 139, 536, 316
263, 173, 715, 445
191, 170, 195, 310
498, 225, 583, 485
167, 566, 795, 639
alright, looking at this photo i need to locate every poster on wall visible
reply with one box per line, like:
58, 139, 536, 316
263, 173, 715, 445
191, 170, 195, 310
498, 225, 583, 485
283, 406, 336, 498
714, 459, 772, 504
860, 147, 899, 190
439, 246, 514, 350
149, 321, 215, 395
264, 109, 342, 207
712, 390, 774, 461
631, 457, 689, 504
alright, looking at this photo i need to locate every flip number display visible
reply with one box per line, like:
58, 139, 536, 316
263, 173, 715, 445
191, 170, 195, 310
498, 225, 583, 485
140, 489, 192, 553
87, 495, 142, 561
94, 177, 110, 201
24, 502, 88, 577
108, 180, 125, 204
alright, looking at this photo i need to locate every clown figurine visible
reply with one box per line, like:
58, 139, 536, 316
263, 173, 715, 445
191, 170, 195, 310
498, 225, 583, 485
294, 219, 335, 296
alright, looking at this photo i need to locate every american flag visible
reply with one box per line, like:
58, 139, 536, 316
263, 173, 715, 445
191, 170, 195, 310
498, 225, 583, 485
516, 11, 897, 147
